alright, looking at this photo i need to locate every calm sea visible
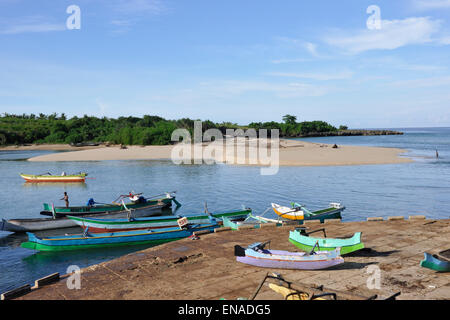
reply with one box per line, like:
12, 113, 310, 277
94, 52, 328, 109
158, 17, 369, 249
0, 127, 449, 293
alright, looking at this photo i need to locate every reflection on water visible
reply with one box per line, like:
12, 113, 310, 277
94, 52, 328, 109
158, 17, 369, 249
22, 182, 88, 189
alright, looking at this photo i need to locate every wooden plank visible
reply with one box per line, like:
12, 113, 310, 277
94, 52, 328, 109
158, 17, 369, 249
260, 223, 277, 228
1, 284, 31, 300
193, 230, 212, 236
214, 227, 232, 233
237, 225, 255, 231
367, 217, 384, 221
324, 219, 342, 224
388, 216, 405, 221
34, 273, 60, 288
303, 220, 322, 225
408, 215, 426, 220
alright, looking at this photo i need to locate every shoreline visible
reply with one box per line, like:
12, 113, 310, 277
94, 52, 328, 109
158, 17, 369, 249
16, 139, 413, 167
13, 217, 450, 300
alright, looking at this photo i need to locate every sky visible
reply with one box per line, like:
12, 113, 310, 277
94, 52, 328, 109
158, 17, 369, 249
1, 0, 450, 128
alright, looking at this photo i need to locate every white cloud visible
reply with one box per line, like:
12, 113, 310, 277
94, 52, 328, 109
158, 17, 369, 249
324, 17, 442, 54
111, 0, 166, 15
276, 37, 321, 57
201, 80, 330, 98
270, 58, 311, 64
391, 76, 450, 88
0, 16, 65, 34
305, 42, 319, 57
413, 0, 450, 10
266, 71, 353, 81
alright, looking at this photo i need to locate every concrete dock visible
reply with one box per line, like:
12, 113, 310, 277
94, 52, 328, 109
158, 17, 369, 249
15, 217, 450, 300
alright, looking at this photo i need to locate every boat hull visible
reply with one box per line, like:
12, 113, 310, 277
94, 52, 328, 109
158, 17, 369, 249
40, 197, 174, 217
289, 231, 364, 255
272, 204, 345, 223
420, 252, 450, 272
21, 173, 87, 183
1, 203, 170, 232
236, 248, 344, 270
69, 209, 251, 233
21, 224, 219, 252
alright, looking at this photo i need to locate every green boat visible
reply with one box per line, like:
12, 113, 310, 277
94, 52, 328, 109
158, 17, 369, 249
40, 192, 179, 218
420, 250, 450, 272
289, 228, 364, 255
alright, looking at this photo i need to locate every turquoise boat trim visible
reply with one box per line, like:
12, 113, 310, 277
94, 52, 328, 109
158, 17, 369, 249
21, 223, 219, 252
420, 252, 450, 272
289, 230, 364, 255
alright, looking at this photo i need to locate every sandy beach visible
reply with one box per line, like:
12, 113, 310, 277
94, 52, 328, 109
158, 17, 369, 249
23, 139, 413, 166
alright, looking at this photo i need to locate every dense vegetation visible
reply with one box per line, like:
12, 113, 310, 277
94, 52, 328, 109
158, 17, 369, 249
0, 113, 341, 146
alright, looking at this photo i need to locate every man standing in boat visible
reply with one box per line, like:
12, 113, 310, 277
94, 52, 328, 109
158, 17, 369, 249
61, 192, 69, 208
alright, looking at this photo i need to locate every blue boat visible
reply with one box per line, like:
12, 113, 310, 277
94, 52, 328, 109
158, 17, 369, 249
420, 250, 450, 272
21, 221, 219, 252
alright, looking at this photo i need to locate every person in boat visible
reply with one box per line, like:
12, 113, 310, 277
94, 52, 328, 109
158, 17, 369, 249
60, 192, 69, 208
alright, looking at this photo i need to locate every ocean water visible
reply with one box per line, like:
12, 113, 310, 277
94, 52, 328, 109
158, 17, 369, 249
0, 127, 449, 293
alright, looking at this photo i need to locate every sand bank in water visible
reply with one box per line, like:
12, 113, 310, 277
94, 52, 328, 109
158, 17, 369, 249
25, 139, 413, 167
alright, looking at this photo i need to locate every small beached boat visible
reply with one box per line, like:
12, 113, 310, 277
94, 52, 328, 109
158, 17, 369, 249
0, 201, 173, 232
40, 192, 177, 217
21, 221, 219, 252
420, 250, 450, 272
234, 242, 344, 270
271, 202, 345, 222
68, 208, 251, 233
289, 229, 364, 255
20, 172, 88, 183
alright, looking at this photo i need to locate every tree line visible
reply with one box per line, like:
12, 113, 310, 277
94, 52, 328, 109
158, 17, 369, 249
0, 113, 346, 146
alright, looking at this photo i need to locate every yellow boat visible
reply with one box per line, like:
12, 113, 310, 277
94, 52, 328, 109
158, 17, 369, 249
271, 203, 304, 220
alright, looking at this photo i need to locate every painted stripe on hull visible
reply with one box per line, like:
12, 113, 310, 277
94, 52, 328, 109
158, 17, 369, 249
289, 238, 364, 256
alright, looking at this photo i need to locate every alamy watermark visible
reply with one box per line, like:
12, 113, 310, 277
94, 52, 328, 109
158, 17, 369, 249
66, 4, 81, 30
66, 265, 81, 289
170, 121, 280, 175
367, 5, 381, 30
366, 265, 381, 290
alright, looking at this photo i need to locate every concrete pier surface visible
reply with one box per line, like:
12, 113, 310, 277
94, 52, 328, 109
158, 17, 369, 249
16, 218, 450, 300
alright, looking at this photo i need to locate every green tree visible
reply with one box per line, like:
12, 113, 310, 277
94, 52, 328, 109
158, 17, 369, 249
282, 114, 297, 125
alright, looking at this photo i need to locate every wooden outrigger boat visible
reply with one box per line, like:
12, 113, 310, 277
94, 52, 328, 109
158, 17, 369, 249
222, 213, 281, 230
40, 192, 178, 218
1, 193, 180, 232
289, 228, 364, 255
234, 241, 344, 270
21, 220, 219, 252
420, 249, 450, 272
67, 208, 251, 233
20, 172, 88, 183
271, 202, 345, 222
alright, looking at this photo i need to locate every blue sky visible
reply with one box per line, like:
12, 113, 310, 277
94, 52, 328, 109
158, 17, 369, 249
1, 0, 450, 128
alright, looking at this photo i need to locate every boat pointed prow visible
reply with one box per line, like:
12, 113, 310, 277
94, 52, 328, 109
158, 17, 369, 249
234, 245, 246, 257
